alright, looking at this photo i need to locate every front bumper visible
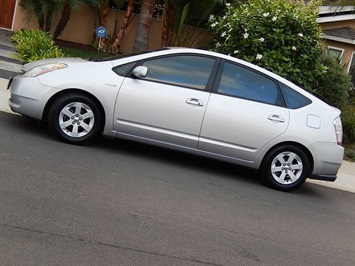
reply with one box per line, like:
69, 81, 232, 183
8, 76, 54, 120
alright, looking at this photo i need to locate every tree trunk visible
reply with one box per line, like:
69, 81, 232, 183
44, 0, 56, 33
160, 0, 175, 47
133, 0, 155, 52
96, 0, 110, 51
111, 0, 135, 54
32, 1, 45, 31
53, 0, 72, 39
97, 0, 110, 28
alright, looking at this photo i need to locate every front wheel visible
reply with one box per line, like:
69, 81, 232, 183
48, 93, 102, 144
261, 145, 311, 191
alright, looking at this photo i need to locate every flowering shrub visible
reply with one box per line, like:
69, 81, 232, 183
208, 0, 325, 90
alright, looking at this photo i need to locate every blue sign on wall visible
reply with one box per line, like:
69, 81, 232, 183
96, 26, 107, 38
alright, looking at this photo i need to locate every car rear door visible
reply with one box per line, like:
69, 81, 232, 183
114, 54, 217, 149
199, 61, 290, 161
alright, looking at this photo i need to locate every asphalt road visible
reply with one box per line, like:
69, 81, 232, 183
1, 111, 354, 266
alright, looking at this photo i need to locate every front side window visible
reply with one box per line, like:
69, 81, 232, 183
217, 62, 279, 105
142, 55, 216, 90
113, 62, 137, 76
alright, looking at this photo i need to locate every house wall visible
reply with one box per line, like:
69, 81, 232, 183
12, 4, 210, 54
319, 20, 355, 66
324, 39, 354, 64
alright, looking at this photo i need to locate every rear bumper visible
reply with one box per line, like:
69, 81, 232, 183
310, 142, 344, 179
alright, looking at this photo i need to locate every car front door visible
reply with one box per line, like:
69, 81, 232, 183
114, 54, 217, 149
199, 61, 290, 161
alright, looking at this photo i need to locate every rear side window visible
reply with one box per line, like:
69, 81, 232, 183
217, 62, 280, 105
142, 55, 216, 90
279, 83, 311, 109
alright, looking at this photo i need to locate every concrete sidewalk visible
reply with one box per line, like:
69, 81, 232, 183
0, 76, 354, 193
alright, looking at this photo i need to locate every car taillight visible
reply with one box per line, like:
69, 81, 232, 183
333, 117, 343, 146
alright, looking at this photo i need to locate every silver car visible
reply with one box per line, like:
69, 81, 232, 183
8, 48, 344, 191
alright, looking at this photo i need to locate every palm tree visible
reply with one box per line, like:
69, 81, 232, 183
160, 0, 226, 47
133, 0, 156, 51
54, 0, 99, 39
20, 0, 57, 32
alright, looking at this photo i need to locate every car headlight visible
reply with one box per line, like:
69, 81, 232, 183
23, 63, 68, 77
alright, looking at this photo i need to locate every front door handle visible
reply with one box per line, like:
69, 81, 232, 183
268, 114, 285, 123
186, 98, 204, 107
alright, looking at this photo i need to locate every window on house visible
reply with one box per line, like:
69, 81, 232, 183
327, 46, 344, 63
348, 52, 355, 85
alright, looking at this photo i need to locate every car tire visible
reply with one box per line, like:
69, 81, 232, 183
48, 93, 102, 144
261, 145, 311, 191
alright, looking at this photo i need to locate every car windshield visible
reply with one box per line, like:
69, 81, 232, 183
89, 48, 171, 62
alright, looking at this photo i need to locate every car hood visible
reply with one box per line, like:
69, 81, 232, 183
22, 57, 88, 72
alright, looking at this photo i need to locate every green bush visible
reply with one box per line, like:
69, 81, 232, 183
208, 0, 325, 90
11, 29, 63, 63
342, 106, 355, 144
315, 53, 351, 110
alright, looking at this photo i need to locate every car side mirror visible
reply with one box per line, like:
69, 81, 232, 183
132, 66, 148, 78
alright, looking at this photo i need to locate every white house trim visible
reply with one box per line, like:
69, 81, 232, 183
322, 33, 355, 45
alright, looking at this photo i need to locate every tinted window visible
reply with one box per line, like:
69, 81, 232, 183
113, 62, 136, 76
142, 55, 215, 90
279, 83, 311, 109
218, 62, 279, 105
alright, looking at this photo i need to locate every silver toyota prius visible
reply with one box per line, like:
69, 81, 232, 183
8, 48, 344, 191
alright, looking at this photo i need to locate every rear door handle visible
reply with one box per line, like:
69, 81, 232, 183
186, 98, 204, 107
268, 114, 285, 123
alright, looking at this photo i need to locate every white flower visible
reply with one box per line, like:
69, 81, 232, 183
221, 32, 227, 37
211, 22, 218, 28
226, 3, 231, 7
234, 50, 239, 54
244, 28, 248, 32
256, 54, 263, 60
216, 42, 221, 47
292, 46, 297, 51
272, 16, 277, 22
223, 15, 227, 20
244, 32, 249, 39
209, 15, 215, 21
298, 33, 304, 37
225, 36, 230, 42
259, 37, 265, 42
263, 12, 270, 17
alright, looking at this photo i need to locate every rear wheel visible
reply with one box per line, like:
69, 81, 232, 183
261, 145, 311, 191
48, 93, 102, 144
